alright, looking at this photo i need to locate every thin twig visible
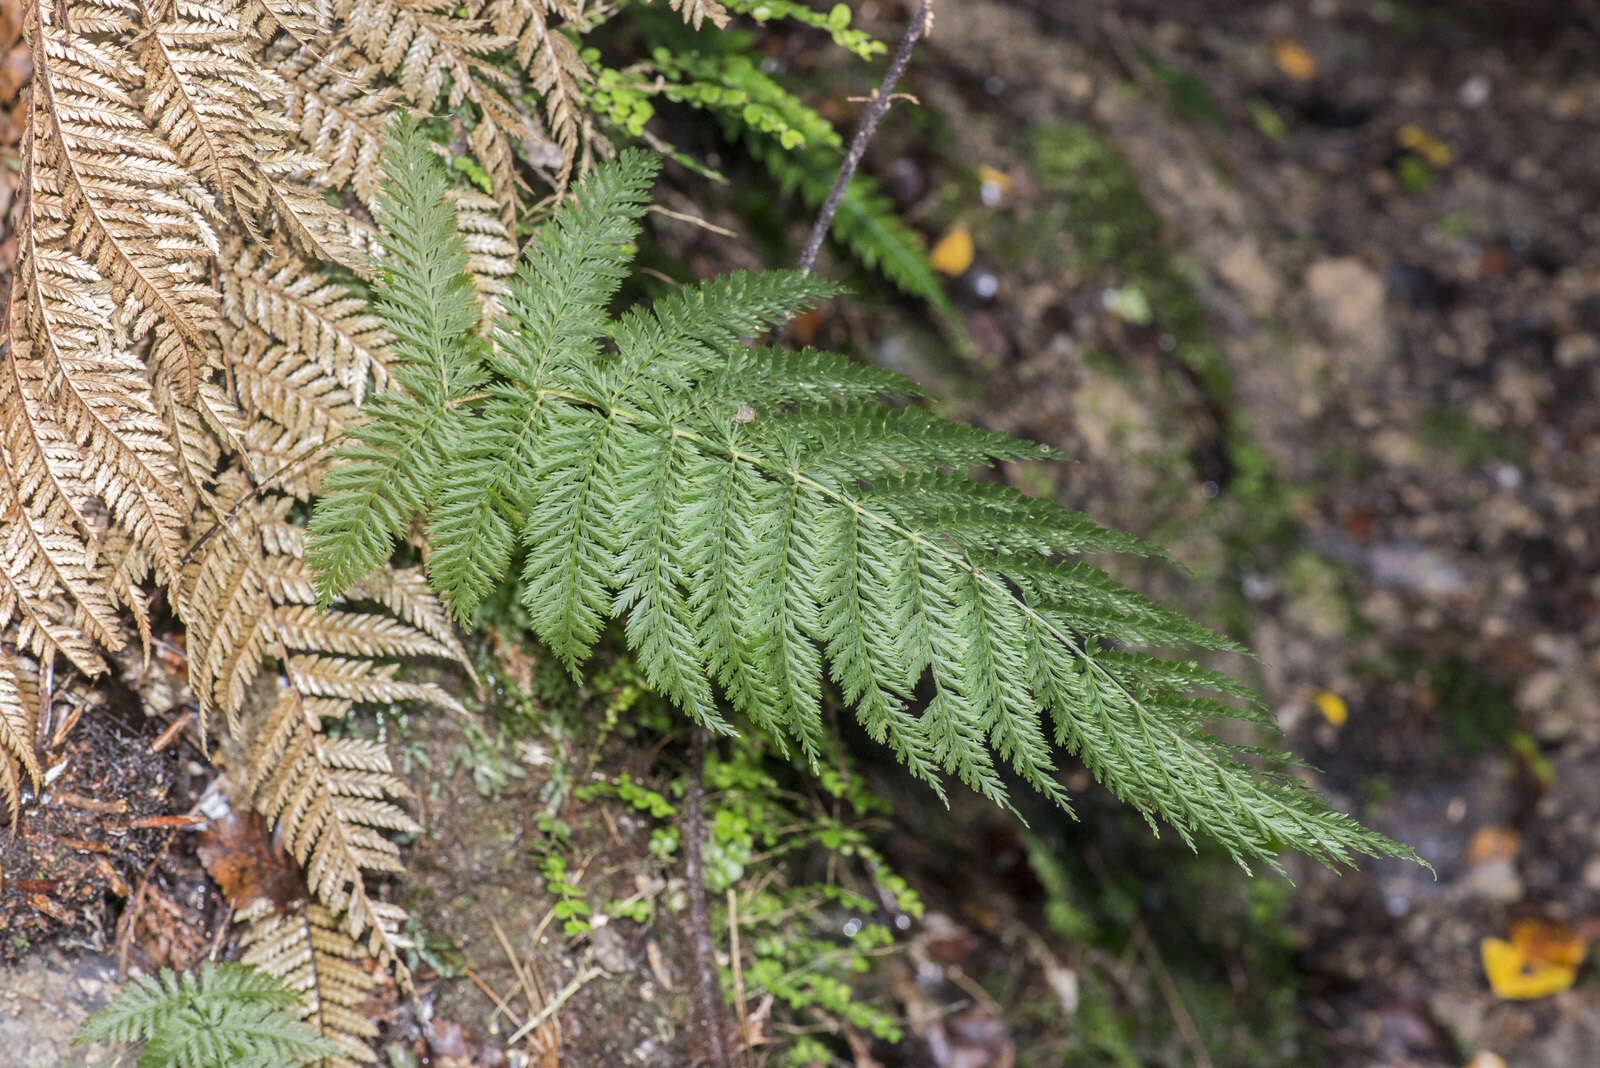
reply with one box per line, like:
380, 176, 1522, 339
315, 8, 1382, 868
683, 724, 731, 1068
1130, 921, 1215, 1068
795, 0, 935, 277
506, 966, 601, 1046
649, 203, 738, 238
464, 964, 527, 1031
727, 888, 748, 1064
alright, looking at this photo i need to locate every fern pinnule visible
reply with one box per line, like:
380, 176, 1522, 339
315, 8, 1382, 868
383, 137, 653, 621
663, 0, 731, 30
271, 43, 398, 210
470, 0, 593, 185
332, 0, 529, 219
447, 186, 519, 321
0, 649, 43, 827
7, 257, 189, 599
136, 0, 282, 225
220, 244, 394, 404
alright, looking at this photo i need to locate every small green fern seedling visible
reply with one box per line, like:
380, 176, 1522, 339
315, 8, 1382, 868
74, 962, 338, 1068
307, 119, 1416, 874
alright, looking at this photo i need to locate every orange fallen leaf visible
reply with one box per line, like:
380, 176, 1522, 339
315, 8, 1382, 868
1271, 39, 1317, 82
1465, 1053, 1507, 1068
196, 809, 308, 911
1311, 689, 1348, 727
930, 225, 974, 276
1512, 918, 1586, 970
786, 306, 822, 346
1464, 826, 1519, 864
1481, 919, 1587, 999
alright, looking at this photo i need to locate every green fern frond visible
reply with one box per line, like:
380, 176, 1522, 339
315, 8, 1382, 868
307, 118, 485, 602
75, 962, 338, 1068
720, 0, 884, 60
310, 146, 1419, 873
590, 43, 949, 314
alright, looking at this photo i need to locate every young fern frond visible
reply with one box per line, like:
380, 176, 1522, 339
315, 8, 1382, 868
310, 125, 1418, 873
74, 962, 339, 1068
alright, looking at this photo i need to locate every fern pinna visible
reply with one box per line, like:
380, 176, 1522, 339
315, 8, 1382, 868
311, 121, 1413, 873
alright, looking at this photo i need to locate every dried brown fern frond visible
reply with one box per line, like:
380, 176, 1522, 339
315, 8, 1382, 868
138, 0, 375, 271
333, 0, 529, 218
2, 264, 135, 663
239, 898, 381, 1066
470, 0, 593, 186
662, 0, 730, 31
8, 227, 189, 588
0, 647, 42, 827
271, 43, 400, 211
232, 343, 362, 497
244, 683, 416, 967
22, 0, 221, 399
219, 243, 394, 403
6, 0, 590, 1033
176, 479, 461, 966
447, 186, 518, 319
137, 0, 282, 227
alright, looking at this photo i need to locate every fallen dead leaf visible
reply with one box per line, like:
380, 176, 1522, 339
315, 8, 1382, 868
1464, 825, 1519, 865
1481, 918, 1587, 999
1271, 38, 1317, 82
195, 808, 307, 911
1511, 918, 1585, 970
1311, 689, 1348, 727
930, 225, 974, 276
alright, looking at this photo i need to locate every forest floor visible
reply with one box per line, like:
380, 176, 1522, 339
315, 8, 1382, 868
4, 1, 1600, 1066
839, 1, 1600, 1065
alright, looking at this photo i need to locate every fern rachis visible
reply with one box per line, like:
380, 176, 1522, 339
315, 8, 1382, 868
309, 125, 1417, 873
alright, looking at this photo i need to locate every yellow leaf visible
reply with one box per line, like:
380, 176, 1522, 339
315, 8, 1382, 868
1466, 1053, 1508, 1068
1481, 928, 1584, 1000
1397, 124, 1453, 167
1271, 39, 1317, 82
930, 225, 974, 276
1311, 689, 1348, 727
